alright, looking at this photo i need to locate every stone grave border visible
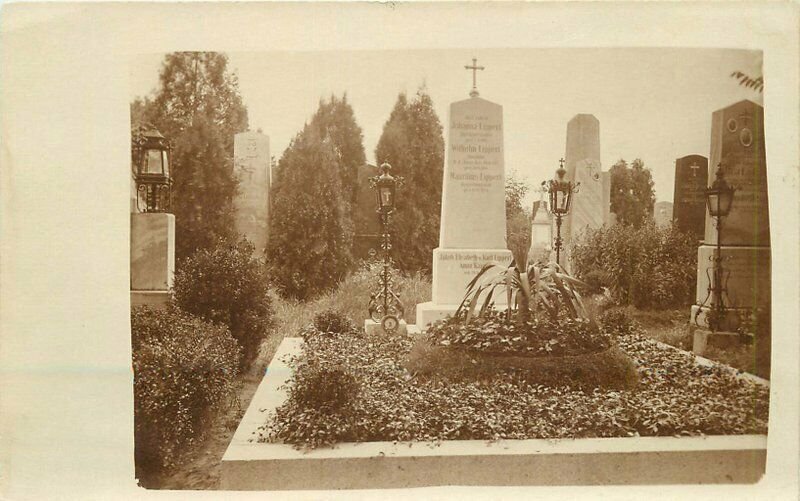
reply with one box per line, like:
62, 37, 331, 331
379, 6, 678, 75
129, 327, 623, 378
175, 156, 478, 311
220, 336, 768, 490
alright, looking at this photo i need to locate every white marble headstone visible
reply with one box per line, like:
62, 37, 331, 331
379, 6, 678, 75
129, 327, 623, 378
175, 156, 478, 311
418, 96, 512, 327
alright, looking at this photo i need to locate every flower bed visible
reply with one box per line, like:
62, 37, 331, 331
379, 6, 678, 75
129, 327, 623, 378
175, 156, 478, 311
261, 326, 769, 449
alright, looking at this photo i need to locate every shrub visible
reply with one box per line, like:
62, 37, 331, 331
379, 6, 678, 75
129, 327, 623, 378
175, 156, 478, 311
173, 238, 273, 368
313, 309, 357, 334
599, 308, 640, 337
427, 309, 611, 357
132, 305, 240, 473
571, 220, 697, 309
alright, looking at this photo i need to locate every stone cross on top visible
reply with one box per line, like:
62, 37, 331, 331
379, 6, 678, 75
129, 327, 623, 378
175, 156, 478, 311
464, 57, 485, 98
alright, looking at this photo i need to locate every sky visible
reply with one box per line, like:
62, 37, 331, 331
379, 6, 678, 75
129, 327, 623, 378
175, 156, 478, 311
130, 48, 763, 205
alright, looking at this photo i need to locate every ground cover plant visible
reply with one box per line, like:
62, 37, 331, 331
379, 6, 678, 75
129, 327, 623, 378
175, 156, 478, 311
263, 318, 769, 449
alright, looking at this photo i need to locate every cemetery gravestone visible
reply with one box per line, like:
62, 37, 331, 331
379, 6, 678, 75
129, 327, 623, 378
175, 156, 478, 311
691, 100, 771, 335
417, 80, 512, 328
654, 201, 674, 227
234, 131, 270, 253
673, 154, 708, 239
563, 114, 610, 269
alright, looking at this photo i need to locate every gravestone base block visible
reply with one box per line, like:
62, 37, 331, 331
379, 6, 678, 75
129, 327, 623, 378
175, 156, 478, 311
431, 247, 513, 305
131, 290, 170, 308
364, 319, 408, 337
692, 329, 741, 355
690, 305, 745, 332
417, 247, 513, 330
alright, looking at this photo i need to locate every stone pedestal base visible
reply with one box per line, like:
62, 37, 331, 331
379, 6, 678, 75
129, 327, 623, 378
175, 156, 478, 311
131, 290, 170, 308
419, 247, 512, 330
690, 305, 744, 332
364, 319, 408, 336
431, 247, 512, 304
692, 329, 742, 355
415, 301, 511, 331
415, 302, 459, 330
131, 213, 175, 290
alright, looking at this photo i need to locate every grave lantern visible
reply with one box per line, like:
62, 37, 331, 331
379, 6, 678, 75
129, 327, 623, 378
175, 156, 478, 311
375, 162, 396, 213
544, 159, 579, 266
368, 162, 405, 333
132, 124, 172, 213
705, 164, 736, 218
697, 163, 737, 332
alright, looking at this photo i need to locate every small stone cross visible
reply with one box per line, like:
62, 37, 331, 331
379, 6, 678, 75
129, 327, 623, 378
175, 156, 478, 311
690, 162, 700, 177
464, 57, 485, 97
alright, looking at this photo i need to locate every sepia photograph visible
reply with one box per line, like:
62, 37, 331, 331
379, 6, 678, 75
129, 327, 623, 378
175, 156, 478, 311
128, 47, 770, 490
2, 2, 798, 499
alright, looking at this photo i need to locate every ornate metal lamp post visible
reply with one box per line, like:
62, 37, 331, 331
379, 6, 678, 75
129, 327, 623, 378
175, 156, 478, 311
368, 163, 405, 333
697, 163, 737, 331
543, 158, 579, 267
131, 124, 172, 213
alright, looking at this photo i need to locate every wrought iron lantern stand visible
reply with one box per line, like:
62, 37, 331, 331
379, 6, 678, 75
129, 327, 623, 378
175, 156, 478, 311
368, 163, 405, 333
543, 158, 579, 267
131, 124, 172, 213
696, 164, 737, 331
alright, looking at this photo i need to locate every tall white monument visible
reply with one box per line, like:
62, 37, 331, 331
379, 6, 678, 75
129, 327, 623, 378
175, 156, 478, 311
562, 114, 611, 270
416, 59, 512, 328
233, 130, 270, 254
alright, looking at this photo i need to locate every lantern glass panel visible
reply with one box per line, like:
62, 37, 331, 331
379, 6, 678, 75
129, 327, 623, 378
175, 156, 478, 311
718, 190, 734, 216
556, 190, 566, 212
144, 149, 164, 175
706, 192, 720, 216
380, 186, 393, 208
162, 150, 170, 177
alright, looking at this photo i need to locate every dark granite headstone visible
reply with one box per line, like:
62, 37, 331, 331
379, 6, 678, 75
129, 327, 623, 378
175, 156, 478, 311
672, 154, 708, 239
704, 100, 770, 247
691, 100, 771, 335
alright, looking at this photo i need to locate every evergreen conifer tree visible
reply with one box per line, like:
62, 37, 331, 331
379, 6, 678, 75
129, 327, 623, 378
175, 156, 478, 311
375, 87, 444, 274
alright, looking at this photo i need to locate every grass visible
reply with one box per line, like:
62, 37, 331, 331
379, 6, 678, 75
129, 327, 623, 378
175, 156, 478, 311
608, 305, 770, 380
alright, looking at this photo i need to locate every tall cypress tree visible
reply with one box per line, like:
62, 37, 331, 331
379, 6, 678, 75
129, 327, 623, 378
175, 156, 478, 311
308, 94, 366, 207
375, 87, 444, 274
130, 52, 249, 260
267, 122, 355, 300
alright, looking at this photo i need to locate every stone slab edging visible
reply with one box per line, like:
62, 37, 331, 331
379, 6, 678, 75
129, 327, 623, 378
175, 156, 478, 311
220, 336, 767, 490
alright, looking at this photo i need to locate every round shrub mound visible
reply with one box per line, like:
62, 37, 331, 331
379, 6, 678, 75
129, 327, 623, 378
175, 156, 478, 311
313, 309, 357, 335
415, 310, 636, 389
405, 340, 639, 390
426, 310, 612, 357
173, 238, 273, 368
267, 331, 362, 448
132, 305, 240, 473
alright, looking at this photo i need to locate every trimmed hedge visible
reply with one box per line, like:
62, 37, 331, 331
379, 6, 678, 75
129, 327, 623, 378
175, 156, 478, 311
132, 305, 240, 473
173, 238, 273, 368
